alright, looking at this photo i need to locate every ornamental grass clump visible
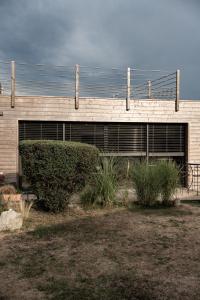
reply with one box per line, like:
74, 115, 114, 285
19, 199, 33, 220
157, 160, 180, 206
132, 162, 161, 207
81, 157, 117, 207
132, 160, 180, 207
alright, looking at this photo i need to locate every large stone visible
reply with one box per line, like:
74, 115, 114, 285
69, 193, 81, 205
116, 188, 137, 204
0, 209, 23, 231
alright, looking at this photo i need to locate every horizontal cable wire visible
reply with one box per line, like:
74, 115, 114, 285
80, 65, 126, 98
15, 62, 75, 96
0, 60, 178, 99
131, 69, 177, 99
0, 61, 11, 95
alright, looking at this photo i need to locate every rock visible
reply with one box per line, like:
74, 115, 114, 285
68, 203, 82, 210
116, 188, 137, 204
175, 198, 181, 206
0, 209, 23, 231
69, 193, 81, 205
67, 203, 84, 214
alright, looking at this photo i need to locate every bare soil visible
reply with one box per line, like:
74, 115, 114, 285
0, 204, 200, 299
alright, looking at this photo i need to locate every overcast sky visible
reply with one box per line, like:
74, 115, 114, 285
0, 0, 199, 99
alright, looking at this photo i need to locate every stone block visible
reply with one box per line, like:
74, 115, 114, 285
0, 209, 23, 231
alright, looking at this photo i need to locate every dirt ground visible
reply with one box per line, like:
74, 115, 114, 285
1, 204, 200, 299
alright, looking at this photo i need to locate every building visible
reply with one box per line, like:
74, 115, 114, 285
0, 61, 199, 185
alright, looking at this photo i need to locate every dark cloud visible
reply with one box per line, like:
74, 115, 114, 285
0, 0, 199, 99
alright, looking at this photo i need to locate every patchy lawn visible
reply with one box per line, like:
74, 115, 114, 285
1, 204, 200, 299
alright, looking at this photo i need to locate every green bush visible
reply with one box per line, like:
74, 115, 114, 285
132, 160, 180, 207
19, 140, 99, 212
81, 157, 117, 207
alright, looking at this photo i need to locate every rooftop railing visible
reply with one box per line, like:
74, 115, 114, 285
0, 60, 180, 111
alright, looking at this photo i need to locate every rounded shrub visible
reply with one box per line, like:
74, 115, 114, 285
19, 140, 99, 212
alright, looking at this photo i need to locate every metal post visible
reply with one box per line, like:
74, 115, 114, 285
75, 64, 80, 110
0, 82, 2, 94
104, 125, 108, 152
148, 80, 152, 99
11, 60, 16, 108
146, 123, 149, 163
197, 165, 199, 196
126, 67, 131, 111
175, 69, 180, 112
63, 122, 65, 141
18, 155, 22, 189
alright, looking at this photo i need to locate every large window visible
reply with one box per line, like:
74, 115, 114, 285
19, 121, 187, 156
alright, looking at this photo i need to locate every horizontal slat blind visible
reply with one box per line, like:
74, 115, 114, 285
118, 124, 146, 152
19, 121, 63, 141
64, 123, 146, 152
149, 124, 185, 153
19, 121, 186, 155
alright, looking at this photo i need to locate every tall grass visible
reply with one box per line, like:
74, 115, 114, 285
81, 157, 117, 207
132, 162, 161, 207
157, 160, 180, 206
19, 199, 33, 220
132, 160, 180, 207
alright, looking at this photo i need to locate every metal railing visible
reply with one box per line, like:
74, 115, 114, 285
187, 163, 200, 195
0, 60, 180, 111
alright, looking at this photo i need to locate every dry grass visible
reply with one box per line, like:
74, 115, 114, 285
0, 184, 17, 194
0, 204, 200, 299
19, 199, 34, 220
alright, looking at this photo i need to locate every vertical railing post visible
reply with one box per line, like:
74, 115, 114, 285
126, 67, 130, 111
11, 60, 16, 108
146, 123, 149, 164
63, 122, 65, 141
197, 165, 199, 196
0, 61, 1, 94
75, 64, 80, 110
148, 80, 152, 99
175, 69, 180, 112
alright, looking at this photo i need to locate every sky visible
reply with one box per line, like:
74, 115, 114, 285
0, 0, 199, 99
